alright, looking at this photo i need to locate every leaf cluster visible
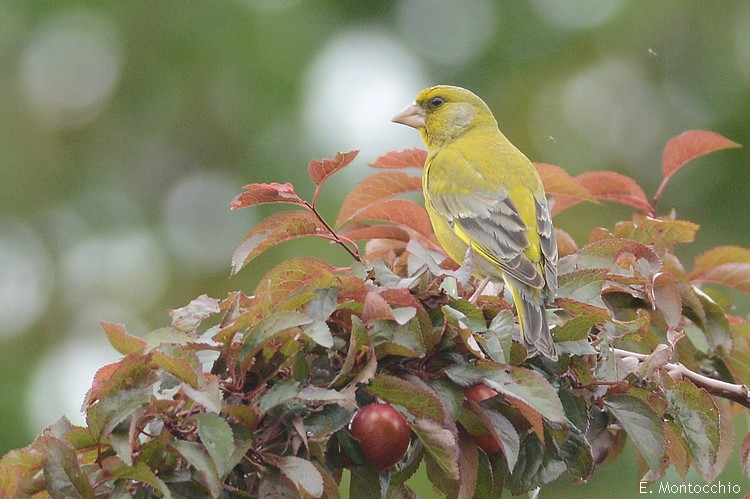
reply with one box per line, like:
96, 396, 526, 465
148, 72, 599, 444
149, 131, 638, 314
2, 131, 749, 498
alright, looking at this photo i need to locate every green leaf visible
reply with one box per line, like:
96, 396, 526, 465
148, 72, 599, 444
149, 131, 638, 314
239, 311, 313, 371
182, 375, 222, 414
195, 413, 235, 477
411, 418, 460, 481
109, 460, 172, 499
100, 321, 147, 355
41, 437, 94, 499
652, 271, 682, 328
509, 433, 566, 495
691, 287, 731, 355
556, 268, 608, 304
552, 315, 596, 342
258, 379, 300, 415
366, 374, 446, 421
604, 394, 665, 470
252, 257, 338, 315
302, 321, 334, 348
613, 217, 698, 250
480, 310, 514, 363
231, 210, 327, 275
740, 432, 750, 482
446, 364, 566, 423
278, 456, 325, 498
553, 424, 593, 480
665, 381, 720, 478
151, 351, 199, 389
172, 441, 221, 498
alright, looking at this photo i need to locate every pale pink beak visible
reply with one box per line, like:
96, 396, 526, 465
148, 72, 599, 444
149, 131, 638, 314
392, 103, 425, 129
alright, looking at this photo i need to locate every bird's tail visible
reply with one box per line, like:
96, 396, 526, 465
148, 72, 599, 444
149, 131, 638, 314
507, 281, 557, 360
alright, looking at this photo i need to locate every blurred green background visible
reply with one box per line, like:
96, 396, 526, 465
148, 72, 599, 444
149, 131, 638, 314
2, 0, 749, 495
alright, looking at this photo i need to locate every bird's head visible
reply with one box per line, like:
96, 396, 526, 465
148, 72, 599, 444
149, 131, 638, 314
392, 85, 497, 148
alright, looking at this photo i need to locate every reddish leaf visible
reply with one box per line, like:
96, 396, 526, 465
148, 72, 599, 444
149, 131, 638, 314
253, 257, 338, 312
576, 171, 652, 213
336, 171, 423, 227
555, 228, 578, 257
308, 150, 359, 186
341, 224, 411, 242
363, 291, 396, 323
369, 148, 428, 169
690, 246, 750, 296
662, 130, 740, 181
534, 163, 594, 202
231, 210, 327, 275
577, 238, 662, 275
652, 271, 682, 328
349, 199, 434, 241
231, 182, 304, 210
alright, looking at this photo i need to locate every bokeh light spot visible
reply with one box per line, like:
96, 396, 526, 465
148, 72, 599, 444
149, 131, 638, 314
18, 9, 122, 130
302, 29, 427, 160
530, 0, 625, 30
0, 218, 52, 339
164, 171, 254, 272
396, 0, 497, 66
61, 230, 167, 312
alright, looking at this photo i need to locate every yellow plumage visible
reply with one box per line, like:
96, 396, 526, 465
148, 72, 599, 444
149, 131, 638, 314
392, 85, 558, 360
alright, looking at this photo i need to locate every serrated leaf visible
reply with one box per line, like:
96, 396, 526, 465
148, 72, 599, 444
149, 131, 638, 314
336, 171, 423, 227
369, 148, 427, 169
662, 130, 740, 180
100, 321, 147, 355
411, 418, 459, 481
231, 182, 305, 210
665, 381, 720, 478
573, 238, 662, 277
534, 163, 595, 216
41, 437, 94, 499
172, 440, 221, 497
726, 321, 750, 387
691, 288, 731, 354
555, 228, 578, 257
554, 424, 593, 480
510, 434, 566, 494
278, 456, 324, 498
308, 150, 359, 186
195, 413, 234, 478
239, 311, 313, 370
231, 210, 327, 275
556, 269, 608, 304
151, 351, 199, 388
740, 432, 750, 481
349, 199, 433, 241
109, 460, 172, 498
652, 271, 682, 328
252, 257, 338, 315
182, 375, 222, 414
341, 224, 411, 242
690, 245, 750, 296
613, 217, 698, 251
552, 315, 596, 342
446, 364, 566, 423
169, 294, 220, 332
366, 374, 446, 421
575, 171, 652, 213
604, 394, 665, 470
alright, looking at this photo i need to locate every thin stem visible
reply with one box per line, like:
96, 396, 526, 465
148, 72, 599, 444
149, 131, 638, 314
612, 347, 750, 408
303, 200, 362, 262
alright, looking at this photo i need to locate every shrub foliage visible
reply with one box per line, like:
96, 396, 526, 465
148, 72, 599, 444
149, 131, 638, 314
2, 131, 750, 497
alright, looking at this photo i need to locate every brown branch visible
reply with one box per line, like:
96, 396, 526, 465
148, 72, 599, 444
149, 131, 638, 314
612, 348, 750, 408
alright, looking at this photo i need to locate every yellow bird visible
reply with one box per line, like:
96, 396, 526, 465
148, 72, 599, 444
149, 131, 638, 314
392, 85, 558, 360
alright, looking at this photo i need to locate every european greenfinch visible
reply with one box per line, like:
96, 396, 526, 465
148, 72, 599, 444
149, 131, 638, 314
392, 85, 558, 360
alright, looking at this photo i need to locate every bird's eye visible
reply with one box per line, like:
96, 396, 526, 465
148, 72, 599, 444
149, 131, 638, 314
429, 96, 445, 108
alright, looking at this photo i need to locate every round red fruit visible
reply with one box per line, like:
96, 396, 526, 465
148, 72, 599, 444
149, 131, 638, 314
350, 403, 410, 470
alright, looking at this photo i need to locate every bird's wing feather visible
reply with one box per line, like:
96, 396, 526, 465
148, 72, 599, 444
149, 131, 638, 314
426, 149, 547, 289
534, 195, 558, 300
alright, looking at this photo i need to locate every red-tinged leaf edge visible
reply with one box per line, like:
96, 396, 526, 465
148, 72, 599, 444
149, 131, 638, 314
231, 210, 326, 275
308, 150, 359, 186
690, 246, 750, 296
534, 163, 594, 202
369, 148, 428, 169
575, 171, 652, 213
662, 130, 741, 181
100, 321, 147, 355
231, 182, 304, 210
349, 199, 434, 242
336, 171, 423, 227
